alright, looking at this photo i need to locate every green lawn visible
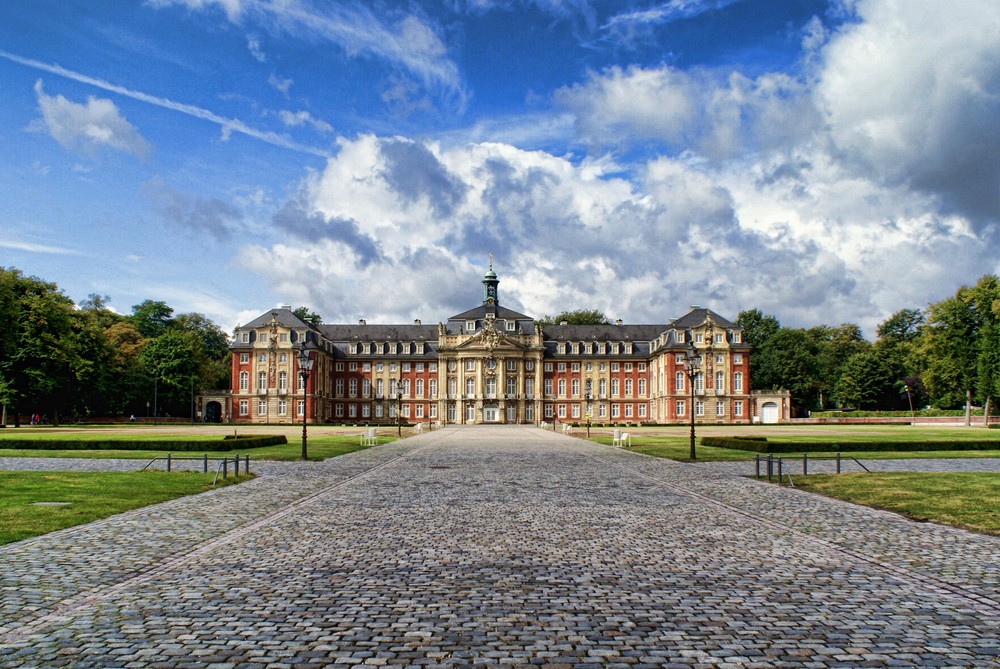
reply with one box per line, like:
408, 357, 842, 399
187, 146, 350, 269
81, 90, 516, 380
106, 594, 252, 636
594, 425, 1000, 462
0, 470, 251, 545
791, 472, 1000, 536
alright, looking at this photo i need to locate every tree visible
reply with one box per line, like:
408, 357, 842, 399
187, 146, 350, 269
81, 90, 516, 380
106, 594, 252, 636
292, 307, 323, 326
834, 347, 904, 410
538, 309, 611, 325
0, 268, 80, 424
877, 308, 925, 342
750, 327, 822, 412
129, 300, 174, 338
920, 286, 979, 417
736, 309, 781, 391
808, 323, 870, 409
139, 330, 200, 417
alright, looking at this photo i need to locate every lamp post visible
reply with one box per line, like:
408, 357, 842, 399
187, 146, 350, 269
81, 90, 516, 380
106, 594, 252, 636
904, 384, 915, 419
682, 344, 699, 460
297, 345, 315, 460
396, 378, 403, 436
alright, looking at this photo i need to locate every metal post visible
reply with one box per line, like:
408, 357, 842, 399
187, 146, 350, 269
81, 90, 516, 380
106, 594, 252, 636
203, 453, 208, 473
244, 454, 250, 474
836, 452, 842, 474
755, 455, 760, 479
803, 452, 808, 476
777, 458, 783, 485
166, 453, 171, 472
222, 458, 228, 479
234, 454, 240, 477
767, 454, 773, 482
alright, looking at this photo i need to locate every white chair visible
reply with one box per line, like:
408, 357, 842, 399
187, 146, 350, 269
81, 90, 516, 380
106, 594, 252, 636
612, 429, 623, 447
361, 427, 377, 446
620, 432, 631, 447
414, 422, 423, 434
562, 423, 571, 434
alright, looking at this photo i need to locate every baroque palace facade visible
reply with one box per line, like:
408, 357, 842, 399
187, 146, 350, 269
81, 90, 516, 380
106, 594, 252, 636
219, 266, 772, 426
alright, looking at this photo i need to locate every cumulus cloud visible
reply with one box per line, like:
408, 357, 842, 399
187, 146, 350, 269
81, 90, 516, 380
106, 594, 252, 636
30, 80, 152, 159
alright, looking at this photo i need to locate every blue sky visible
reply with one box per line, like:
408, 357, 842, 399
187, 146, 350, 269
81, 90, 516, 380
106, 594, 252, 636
1, 0, 997, 336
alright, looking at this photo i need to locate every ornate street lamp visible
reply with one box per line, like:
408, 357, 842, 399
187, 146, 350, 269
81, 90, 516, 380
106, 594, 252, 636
297, 344, 315, 460
682, 343, 699, 460
396, 378, 404, 436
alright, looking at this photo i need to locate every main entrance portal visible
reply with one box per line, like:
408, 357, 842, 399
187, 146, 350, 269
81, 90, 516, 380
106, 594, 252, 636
484, 406, 499, 422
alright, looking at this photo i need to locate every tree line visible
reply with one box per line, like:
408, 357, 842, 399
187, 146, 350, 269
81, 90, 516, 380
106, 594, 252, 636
737, 274, 1000, 419
2, 267, 997, 424
0, 267, 230, 425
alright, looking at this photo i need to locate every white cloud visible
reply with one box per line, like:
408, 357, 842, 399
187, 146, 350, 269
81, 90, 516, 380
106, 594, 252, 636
30, 80, 152, 159
152, 0, 467, 111
278, 110, 333, 133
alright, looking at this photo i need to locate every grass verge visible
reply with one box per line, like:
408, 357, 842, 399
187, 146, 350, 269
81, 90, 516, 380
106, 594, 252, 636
0, 470, 251, 545
791, 472, 1000, 536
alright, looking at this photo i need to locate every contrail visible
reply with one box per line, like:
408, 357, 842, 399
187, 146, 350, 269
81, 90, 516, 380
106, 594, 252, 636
0, 49, 333, 159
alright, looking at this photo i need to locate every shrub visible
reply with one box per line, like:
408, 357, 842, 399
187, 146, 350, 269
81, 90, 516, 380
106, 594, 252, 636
1, 435, 287, 452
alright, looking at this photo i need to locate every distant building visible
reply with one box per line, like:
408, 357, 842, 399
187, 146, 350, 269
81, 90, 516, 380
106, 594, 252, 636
217, 265, 754, 425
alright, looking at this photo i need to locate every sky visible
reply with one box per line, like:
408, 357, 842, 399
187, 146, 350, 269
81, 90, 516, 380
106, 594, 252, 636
1, 0, 998, 337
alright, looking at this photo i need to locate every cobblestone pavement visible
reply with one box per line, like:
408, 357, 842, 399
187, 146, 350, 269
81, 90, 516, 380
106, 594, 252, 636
1, 427, 999, 668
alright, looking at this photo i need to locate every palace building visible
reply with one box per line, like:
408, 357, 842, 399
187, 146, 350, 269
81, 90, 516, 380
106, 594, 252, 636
218, 265, 768, 426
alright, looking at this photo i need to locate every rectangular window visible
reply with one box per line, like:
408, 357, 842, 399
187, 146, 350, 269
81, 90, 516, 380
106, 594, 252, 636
696, 401, 705, 416
506, 320, 516, 331
624, 363, 632, 372
715, 333, 724, 344
402, 362, 411, 372
349, 404, 357, 418
611, 404, 620, 418
734, 400, 743, 416
257, 399, 267, 415
349, 362, 358, 371
466, 359, 475, 371
239, 353, 249, 364
415, 404, 424, 418
336, 362, 345, 371
278, 400, 287, 416
241, 332, 250, 343
507, 359, 517, 371
611, 363, 619, 372
676, 400, 685, 416
638, 404, 646, 418
336, 404, 344, 417
716, 401, 725, 416
466, 320, 476, 332
239, 400, 249, 416
416, 362, 424, 372
558, 404, 566, 418
544, 404, 554, 418
734, 354, 742, 364
571, 404, 580, 418
429, 404, 437, 418
695, 333, 704, 343
625, 404, 633, 417
558, 362, 566, 372
362, 404, 371, 418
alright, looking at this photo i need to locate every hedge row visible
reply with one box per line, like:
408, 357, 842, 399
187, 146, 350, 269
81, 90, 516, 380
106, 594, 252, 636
700, 436, 1000, 453
0, 435, 287, 452
809, 409, 971, 418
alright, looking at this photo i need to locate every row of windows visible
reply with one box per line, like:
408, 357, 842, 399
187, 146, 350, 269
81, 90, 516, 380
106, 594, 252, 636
552, 341, 635, 355
546, 361, 647, 373
672, 399, 745, 417
544, 403, 649, 419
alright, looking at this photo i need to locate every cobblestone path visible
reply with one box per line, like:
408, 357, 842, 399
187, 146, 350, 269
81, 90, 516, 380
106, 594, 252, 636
1, 426, 999, 668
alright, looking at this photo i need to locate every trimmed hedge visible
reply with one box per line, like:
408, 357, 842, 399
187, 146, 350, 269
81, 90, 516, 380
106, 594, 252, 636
0, 435, 287, 452
701, 436, 1000, 453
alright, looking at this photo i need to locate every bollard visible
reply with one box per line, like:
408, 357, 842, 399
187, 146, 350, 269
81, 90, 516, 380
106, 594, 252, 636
203, 453, 209, 473
803, 452, 808, 476
836, 452, 842, 474
244, 454, 250, 474
166, 453, 171, 472
234, 454, 240, 477
777, 458, 784, 485
766, 454, 773, 482
755, 455, 761, 479
222, 458, 228, 479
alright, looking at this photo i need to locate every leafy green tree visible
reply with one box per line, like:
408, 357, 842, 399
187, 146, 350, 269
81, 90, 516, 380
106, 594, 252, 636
293, 307, 323, 326
834, 347, 905, 410
736, 309, 781, 390
139, 329, 200, 417
129, 299, 174, 338
539, 309, 611, 325
0, 268, 79, 424
807, 323, 870, 409
877, 308, 925, 342
919, 286, 980, 414
750, 327, 822, 412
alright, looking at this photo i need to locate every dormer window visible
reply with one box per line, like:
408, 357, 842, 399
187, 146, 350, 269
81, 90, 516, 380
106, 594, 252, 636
506, 320, 516, 331
466, 320, 476, 332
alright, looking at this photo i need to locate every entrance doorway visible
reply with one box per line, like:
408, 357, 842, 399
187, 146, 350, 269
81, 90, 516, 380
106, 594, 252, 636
483, 406, 499, 422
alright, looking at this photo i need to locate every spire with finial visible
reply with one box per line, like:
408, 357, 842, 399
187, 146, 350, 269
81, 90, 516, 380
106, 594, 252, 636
483, 254, 499, 305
